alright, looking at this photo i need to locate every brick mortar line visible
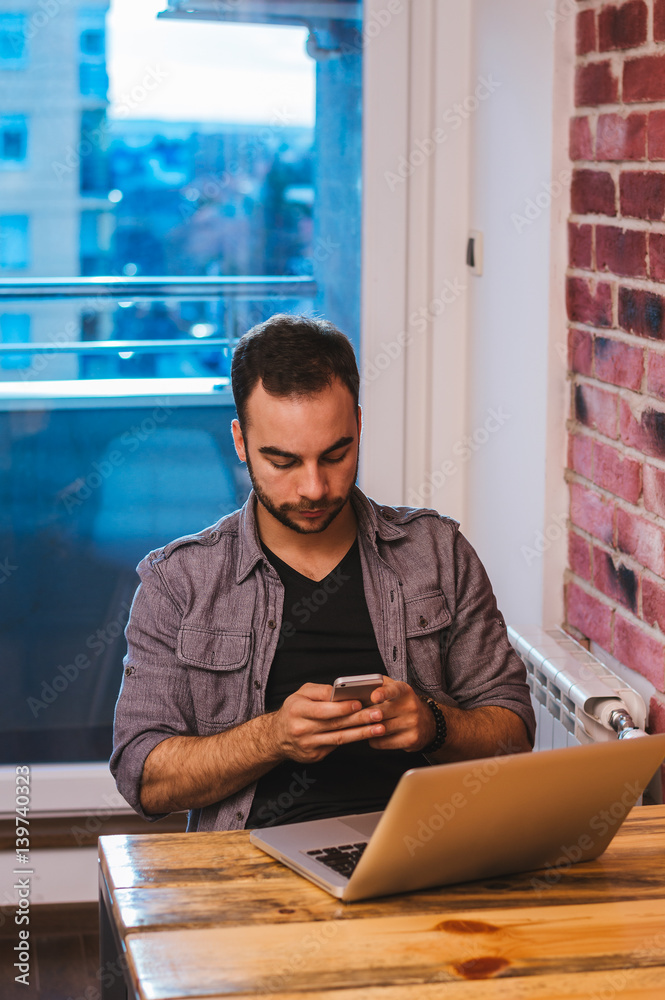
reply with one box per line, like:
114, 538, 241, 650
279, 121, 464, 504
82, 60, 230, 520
566, 570, 665, 646
571, 161, 665, 171
572, 373, 665, 412
574, 101, 665, 112
569, 215, 665, 232
567, 318, 665, 349
577, 44, 665, 67
569, 216, 665, 234
567, 319, 665, 354
575, 100, 665, 112
568, 524, 649, 617
569, 521, 665, 591
566, 417, 665, 468
566, 467, 665, 529
568, 265, 665, 292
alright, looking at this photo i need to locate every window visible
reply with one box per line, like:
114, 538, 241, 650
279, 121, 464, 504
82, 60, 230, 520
0, 313, 30, 369
0, 215, 29, 269
79, 10, 107, 99
81, 28, 105, 56
0, 114, 28, 166
0, 13, 26, 68
0, 0, 363, 768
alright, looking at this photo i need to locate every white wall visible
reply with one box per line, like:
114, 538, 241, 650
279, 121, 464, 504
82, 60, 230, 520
461, 0, 570, 626
361, 0, 571, 628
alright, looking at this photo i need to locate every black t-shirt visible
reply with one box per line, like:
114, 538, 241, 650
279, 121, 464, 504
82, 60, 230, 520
245, 538, 429, 829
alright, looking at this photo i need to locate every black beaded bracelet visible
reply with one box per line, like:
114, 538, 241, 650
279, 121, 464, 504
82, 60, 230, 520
421, 697, 447, 753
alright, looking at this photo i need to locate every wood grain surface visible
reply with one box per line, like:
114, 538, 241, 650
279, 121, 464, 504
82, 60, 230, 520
99, 805, 665, 1000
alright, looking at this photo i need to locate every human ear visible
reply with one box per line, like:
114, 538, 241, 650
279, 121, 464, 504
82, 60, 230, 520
231, 419, 247, 463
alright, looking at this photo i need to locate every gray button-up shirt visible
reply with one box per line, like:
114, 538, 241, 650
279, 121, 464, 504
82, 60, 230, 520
110, 486, 535, 831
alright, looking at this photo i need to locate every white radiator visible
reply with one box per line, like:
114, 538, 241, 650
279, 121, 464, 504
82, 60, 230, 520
508, 625, 648, 750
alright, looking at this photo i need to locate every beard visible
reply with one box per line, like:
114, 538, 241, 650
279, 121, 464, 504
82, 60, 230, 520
245, 452, 357, 535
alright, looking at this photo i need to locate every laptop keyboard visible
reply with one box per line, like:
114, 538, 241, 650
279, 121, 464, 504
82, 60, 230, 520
306, 841, 368, 878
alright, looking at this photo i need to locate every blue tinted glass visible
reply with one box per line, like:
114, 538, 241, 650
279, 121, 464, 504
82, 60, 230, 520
0, 215, 29, 268
0, 0, 362, 766
0, 13, 26, 66
0, 115, 28, 163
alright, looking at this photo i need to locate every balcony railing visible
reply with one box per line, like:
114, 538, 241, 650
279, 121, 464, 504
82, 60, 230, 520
0, 276, 317, 382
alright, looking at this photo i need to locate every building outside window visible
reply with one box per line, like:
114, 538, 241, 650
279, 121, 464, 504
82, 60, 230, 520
0, 0, 362, 769
0, 114, 28, 166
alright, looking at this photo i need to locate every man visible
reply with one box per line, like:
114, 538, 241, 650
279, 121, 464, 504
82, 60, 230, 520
111, 314, 534, 831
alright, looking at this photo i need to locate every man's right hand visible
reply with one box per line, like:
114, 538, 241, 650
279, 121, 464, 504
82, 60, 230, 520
139, 682, 386, 815
269, 682, 386, 763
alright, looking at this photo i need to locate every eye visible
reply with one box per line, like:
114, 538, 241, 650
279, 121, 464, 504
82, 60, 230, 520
269, 460, 295, 470
323, 452, 347, 464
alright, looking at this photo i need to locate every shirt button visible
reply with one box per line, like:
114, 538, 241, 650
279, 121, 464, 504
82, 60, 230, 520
236, 811, 243, 821
124, 667, 133, 676
382, 510, 394, 520
267, 620, 276, 629
254, 679, 261, 689
419, 616, 428, 628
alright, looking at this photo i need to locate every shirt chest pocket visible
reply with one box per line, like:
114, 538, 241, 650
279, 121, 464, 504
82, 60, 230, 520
177, 627, 253, 728
404, 590, 452, 693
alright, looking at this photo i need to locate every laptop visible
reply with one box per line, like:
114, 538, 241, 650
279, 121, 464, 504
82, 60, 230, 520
250, 733, 665, 902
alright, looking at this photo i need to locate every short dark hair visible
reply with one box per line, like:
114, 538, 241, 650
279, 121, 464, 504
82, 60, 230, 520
231, 313, 360, 430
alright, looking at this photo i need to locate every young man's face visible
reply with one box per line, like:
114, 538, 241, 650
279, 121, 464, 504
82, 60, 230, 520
232, 378, 361, 535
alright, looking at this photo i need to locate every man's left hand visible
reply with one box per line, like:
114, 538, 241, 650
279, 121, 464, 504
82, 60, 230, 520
365, 677, 436, 752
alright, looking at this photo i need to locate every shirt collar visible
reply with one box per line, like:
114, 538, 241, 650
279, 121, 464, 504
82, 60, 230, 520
235, 485, 406, 583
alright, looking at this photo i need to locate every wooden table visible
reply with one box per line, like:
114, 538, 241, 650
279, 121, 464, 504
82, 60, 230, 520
99, 805, 665, 1000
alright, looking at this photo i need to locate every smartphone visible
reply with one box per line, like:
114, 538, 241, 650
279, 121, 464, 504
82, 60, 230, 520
331, 673, 383, 707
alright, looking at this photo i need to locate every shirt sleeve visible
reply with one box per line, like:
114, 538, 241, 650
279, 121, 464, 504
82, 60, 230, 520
442, 526, 536, 747
109, 555, 194, 821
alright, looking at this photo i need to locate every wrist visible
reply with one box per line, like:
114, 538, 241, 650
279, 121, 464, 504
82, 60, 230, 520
253, 711, 286, 764
419, 697, 447, 754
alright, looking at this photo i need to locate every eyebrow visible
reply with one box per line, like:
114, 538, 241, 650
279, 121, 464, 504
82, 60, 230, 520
258, 436, 354, 460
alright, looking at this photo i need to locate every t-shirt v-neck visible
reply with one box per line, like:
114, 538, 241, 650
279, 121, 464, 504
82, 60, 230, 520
245, 537, 429, 829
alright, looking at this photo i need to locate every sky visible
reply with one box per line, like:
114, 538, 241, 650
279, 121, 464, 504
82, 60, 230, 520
106, 0, 315, 125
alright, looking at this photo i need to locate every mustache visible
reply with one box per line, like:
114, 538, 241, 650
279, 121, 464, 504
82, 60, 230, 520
280, 499, 343, 513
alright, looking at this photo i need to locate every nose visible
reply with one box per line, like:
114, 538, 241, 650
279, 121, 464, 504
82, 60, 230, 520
297, 462, 328, 503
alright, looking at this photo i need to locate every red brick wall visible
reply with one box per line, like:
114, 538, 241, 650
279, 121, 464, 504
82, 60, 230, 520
566, 0, 665, 749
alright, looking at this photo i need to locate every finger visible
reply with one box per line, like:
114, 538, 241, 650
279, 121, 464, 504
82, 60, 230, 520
296, 682, 335, 701
316, 722, 386, 747
370, 676, 403, 704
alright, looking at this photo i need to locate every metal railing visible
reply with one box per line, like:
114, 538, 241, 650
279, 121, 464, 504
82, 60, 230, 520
0, 275, 317, 359
0, 276, 316, 301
